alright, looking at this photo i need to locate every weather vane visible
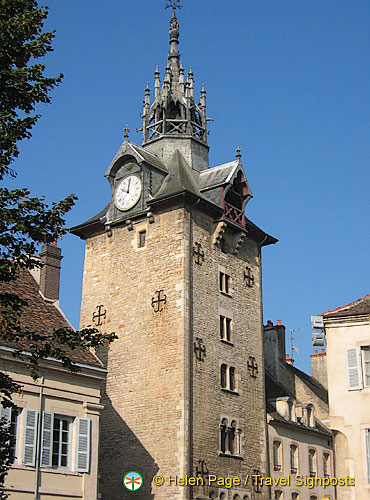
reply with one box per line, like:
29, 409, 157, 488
165, 0, 182, 13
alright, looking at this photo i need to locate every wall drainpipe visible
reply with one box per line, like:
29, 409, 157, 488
34, 375, 44, 500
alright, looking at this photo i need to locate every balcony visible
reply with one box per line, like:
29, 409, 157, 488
221, 201, 246, 228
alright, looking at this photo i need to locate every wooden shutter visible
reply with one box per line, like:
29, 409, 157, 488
346, 347, 363, 390
41, 412, 53, 467
365, 428, 370, 483
75, 418, 90, 473
22, 409, 37, 466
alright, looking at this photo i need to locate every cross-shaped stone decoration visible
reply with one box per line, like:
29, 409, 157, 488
194, 337, 206, 361
195, 459, 209, 481
151, 290, 167, 313
192, 242, 205, 265
244, 266, 255, 287
92, 305, 106, 327
247, 355, 258, 378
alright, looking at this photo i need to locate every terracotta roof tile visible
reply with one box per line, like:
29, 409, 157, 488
322, 294, 370, 318
0, 269, 102, 367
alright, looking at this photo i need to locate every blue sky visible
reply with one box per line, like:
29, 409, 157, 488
11, 0, 369, 374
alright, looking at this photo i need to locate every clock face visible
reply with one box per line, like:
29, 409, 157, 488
114, 175, 142, 211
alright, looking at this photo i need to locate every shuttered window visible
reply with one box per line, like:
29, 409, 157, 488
362, 347, 370, 387
22, 409, 38, 466
41, 412, 53, 467
346, 347, 363, 390
366, 428, 370, 483
75, 418, 91, 473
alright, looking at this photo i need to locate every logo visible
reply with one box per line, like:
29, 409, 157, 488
123, 471, 143, 491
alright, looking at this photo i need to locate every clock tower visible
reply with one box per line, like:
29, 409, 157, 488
71, 6, 276, 500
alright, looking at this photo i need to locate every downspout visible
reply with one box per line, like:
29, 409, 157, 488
34, 374, 44, 500
186, 199, 199, 500
258, 237, 272, 500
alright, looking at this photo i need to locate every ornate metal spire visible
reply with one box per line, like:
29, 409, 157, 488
140, 3, 211, 170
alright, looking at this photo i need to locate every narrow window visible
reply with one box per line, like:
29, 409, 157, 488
220, 419, 227, 453
291, 494, 299, 500
362, 347, 370, 387
228, 421, 236, 455
138, 230, 146, 248
220, 364, 227, 388
274, 491, 283, 500
52, 416, 70, 468
0, 405, 19, 463
273, 441, 282, 471
219, 272, 230, 294
366, 428, 370, 483
308, 449, 317, 477
220, 315, 232, 342
323, 453, 330, 477
229, 367, 235, 391
290, 444, 298, 474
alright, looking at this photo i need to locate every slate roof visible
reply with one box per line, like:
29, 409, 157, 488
285, 363, 328, 404
0, 269, 102, 367
322, 294, 370, 318
265, 371, 331, 436
154, 149, 201, 199
199, 160, 239, 191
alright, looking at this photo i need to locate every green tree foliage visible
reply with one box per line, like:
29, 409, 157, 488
0, 2, 117, 496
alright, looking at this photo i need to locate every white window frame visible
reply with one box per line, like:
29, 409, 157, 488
362, 346, 370, 387
365, 428, 370, 483
273, 441, 282, 471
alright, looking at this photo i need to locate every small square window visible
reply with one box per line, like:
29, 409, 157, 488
138, 231, 146, 248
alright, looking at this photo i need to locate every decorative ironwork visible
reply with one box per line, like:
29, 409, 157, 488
244, 267, 255, 287
92, 305, 106, 327
253, 469, 262, 493
195, 460, 209, 481
165, 0, 182, 12
151, 290, 167, 313
247, 355, 258, 378
192, 242, 205, 265
194, 337, 206, 361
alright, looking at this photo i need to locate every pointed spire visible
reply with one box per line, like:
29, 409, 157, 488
123, 125, 130, 142
154, 65, 160, 98
187, 67, 194, 98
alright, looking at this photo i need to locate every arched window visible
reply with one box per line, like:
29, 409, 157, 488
229, 367, 235, 391
221, 364, 227, 388
290, 444, 298, 474
323, 452, 331, 477
209, 492, 216, 500
273, 441, 282, 471
220, 418, 228, 453
228, 420, 237, 455
274, 492, 283, 500
233, 495, 240, 500
308, 449, 317, 477
220, 493, 227, 500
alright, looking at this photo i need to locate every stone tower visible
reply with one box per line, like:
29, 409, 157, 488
71, 6, 276, 500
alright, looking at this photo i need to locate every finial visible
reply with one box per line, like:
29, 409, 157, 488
165, 0, 182, 15
123, 125, 130, 142
236, 147, 242, 160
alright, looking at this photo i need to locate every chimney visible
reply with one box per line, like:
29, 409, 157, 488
263, 319, 287, 379
39, 244, 62, 301
310, 348, 328, 389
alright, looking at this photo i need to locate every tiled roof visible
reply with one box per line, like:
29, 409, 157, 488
322, 294, 370, 318
0, 269, 102, 367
